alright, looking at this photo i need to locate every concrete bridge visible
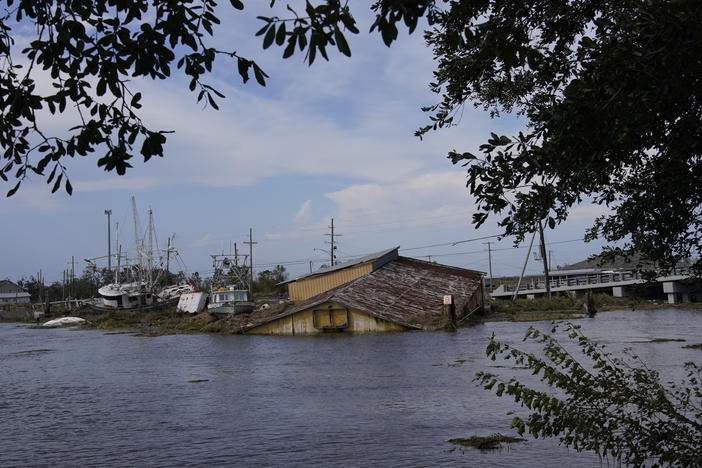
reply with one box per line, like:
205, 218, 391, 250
490, 268, 699, 304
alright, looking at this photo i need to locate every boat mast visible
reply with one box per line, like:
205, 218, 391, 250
116, 245, 122, 284
114, 222, 120, 284
147, 208, 154, 287
131, 196, 143, 285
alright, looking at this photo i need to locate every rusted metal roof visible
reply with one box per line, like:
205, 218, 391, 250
245, 256, 483, 331
284, 246, 400, 284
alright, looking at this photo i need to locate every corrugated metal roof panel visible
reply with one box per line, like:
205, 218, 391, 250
285, 246, 399, 283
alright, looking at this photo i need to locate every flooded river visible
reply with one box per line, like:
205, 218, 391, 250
2, 308, 701, 467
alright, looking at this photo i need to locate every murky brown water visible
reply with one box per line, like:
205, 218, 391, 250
1, 308, 700, 467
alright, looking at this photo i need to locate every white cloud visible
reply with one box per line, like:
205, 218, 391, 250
293, 200, 313, 225
76, 176, 166, 193
0, 183, 67, 214
264, 217, 330, 243
196, 233, 216, 247
263, 170, 477, 242
568, 203, 613, 221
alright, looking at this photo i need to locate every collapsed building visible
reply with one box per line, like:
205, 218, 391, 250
244, 247, 485, 335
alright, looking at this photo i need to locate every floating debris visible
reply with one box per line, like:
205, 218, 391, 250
447, 433, 525, 450
633, 338, 687, 343
188, 379, 209, 383
683, 343, 702, 350
12, 349, 54, 355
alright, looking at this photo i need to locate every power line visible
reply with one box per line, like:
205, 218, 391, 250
400, 234, 503, 252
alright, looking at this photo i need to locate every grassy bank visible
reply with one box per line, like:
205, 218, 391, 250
480, 293, 702, 323
5, 293, 701, 335
71, 303, 291, 336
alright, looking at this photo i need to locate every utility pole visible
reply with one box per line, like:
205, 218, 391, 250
325, 218, 341, 266
244, 228, 257, 299
330, 218, 335, 266
538, 221, 551, 299
105, 209, 112, 272
165, 236, 171, 286
513, 229, 538, 301
483, 241, 494, 291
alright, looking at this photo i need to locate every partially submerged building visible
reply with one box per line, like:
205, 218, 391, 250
244, 247, 484, 335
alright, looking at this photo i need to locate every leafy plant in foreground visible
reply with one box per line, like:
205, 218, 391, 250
476, 323, 702, 466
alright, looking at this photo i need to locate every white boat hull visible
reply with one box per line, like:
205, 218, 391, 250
98, 282, 154, 309
42, 317, 86, 327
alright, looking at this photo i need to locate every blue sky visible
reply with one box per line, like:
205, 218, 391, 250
0, 3, 611, 285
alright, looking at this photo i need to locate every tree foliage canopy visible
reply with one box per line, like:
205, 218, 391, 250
253, 264, 288, 294
427, 0, 702, 271
477, 323, 702, 466
0, 0, 267, 196
2, 0, 700, 270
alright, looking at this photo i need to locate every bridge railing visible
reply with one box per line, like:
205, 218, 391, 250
500, 268, 691, 293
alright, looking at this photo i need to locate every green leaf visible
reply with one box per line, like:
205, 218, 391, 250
275, 22, 286, 46
207, 93, 219, 110
252, 63, 268, 86
131, 92, 142, 108
96, 78, 106, 97
237, 58, 250, 83
229, 0, 244, 10
334, 29, 351, 57
263, 25, 276, 49
6, 181, 20, 197
52, 173, 63, 193
283, 36, 296, 58
308, 43, 317, 65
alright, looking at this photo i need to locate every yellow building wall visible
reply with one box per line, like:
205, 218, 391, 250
246, 302, 406, 335
288, 264, 373, 301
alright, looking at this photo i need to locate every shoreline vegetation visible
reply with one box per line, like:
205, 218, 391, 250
2, 293, 701, 336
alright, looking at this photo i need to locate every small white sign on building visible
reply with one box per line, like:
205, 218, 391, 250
443, 294, 454, 305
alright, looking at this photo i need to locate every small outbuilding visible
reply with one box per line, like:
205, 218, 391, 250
0, 279, 31, 304
245, 247, 484, 335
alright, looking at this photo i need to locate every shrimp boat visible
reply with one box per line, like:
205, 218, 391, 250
97, 281, 156, 310
207, 253, 254, 315
90, 196, 173, 312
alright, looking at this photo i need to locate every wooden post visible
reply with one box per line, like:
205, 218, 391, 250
443, 294, 456, 329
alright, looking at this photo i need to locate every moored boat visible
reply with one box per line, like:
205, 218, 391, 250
97, 281, 154, 309
207, 286, 254, 315
207, 252, 255, 316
